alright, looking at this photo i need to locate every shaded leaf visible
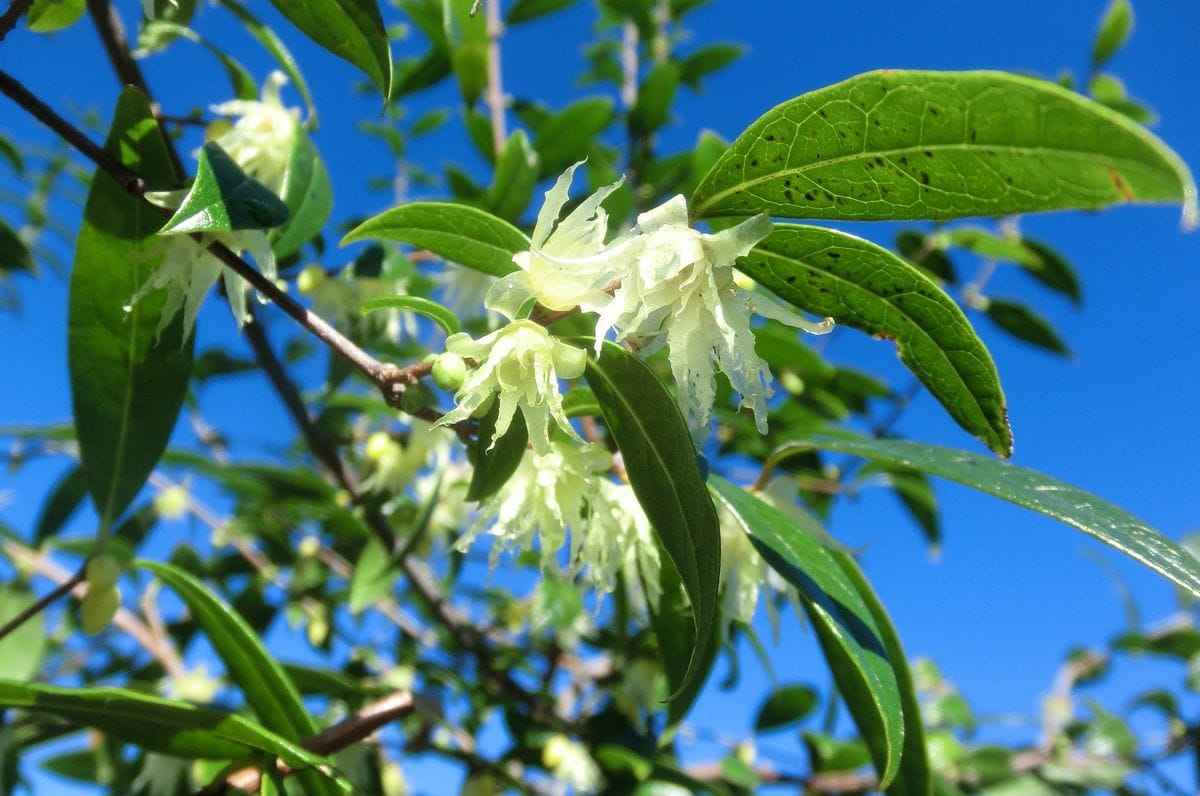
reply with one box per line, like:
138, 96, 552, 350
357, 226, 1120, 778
1093, 0, 1134, 68
742, 223, 1011, 455
755, 684, 818, 732
679, 43, 744, 90
271, 129, 332, 257
692, 70, 1196, 229
466, 403, 528, 502
265, 0, 392, 100
984, 298, 1070, 356
0, 219, 34, 274
161, 143, 290, 234
1019, 239, 1082, 305
506, 0, 576, 24
348, 538, 395, 614
535, 97, 614, 177
33, 466, 88, 544
360, 295, 460, 335
486, 130, 539, 223
0, 589, 46, 682
218, 0, 318, 123
68, 88, 193, 528
630, 62, 679, 135
771, 435, 1200, 598
342, 202, 526, 278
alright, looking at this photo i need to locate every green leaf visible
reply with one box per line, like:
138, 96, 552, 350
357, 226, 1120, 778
771, 435, 1200, 598
218, 0, 318, 122
161, 143, 290, 235
342, 202, 526, 278
140, 22, 258, 99
710, 476, 903, 787
466, 403, 528, 502
26, 0, 85, 32
535, 97, 614, 178
832, 551, 932, 796
754, 684, 818, 732
935, 228, 1044, 269
861, 464, 941, 551
1019, 239, 1081, 305
68, 88, 194, 528
1093, 0, 1134, 68
360, 295, 460, 335
984, 298, 1071, 357
896, 230, 956, 283
0, 134, 24, 174
486, 130, 539, 223
561, 385, 601, 418
0, 589, 46, 682
506, 0, 577, 24
348, 538, 395, 614
585, 342, 721, 698
138, 562, 316, 741
679, 43, 744, 90
0, 219, 34, 274
630, 62, 679, 135
0, 681, 340, 779
33, 466, 88, 543
692, 70, 1197, 229
271, 129, 332, 258
265, 0, 393, 100
742, 224, 1011, 456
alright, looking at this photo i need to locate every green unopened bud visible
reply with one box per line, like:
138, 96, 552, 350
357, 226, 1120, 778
297, 264, 326, 295
365, 431, 395, 463
431, 352, 467, 392
306, 606, 329, 647
86, 555, 122, 590
80, 584, 120, 635
297, 535, 321, 558
399, 386, 424, 414
779, 370, 805, 395
203, 118, 233, 143
154, 484, 190, 520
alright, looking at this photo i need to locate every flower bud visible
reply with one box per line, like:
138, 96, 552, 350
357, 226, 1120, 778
431, 352, 467, 392
80, 584, 120, 635
365, 431, 395, 463
297, 264, 326, 295
86, 555, 122, 591
297, 535, 321, 558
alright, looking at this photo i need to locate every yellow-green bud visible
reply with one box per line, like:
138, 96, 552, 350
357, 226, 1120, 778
431, 352, 467, 392
296, 264, 326, 295
365, 431, 395, 462
780, 370, 805, 395
154, 484, 190, 520
80, 585, 120, 635
86, 555, 122, 590
203, 118, 233, 143
297, 535, 321, 558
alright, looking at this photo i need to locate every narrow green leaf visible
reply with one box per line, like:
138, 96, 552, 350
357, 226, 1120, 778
861, 464, 941, 551
348, 538, 395, 614
342, 202, 526, 278
0, 219, 34, 274
218, 0, 318, 123
271, 129, 332, 257
935, 228, 1044, 269
26, 0, 85, 32
1019, 239, 1082, 305
0, 589, 46, 682
1093, 0, 1134, 68
486, 130, 539, 223
33, 466, 88, 543
771, 435, 1200, 598
984, 298, 1071, 357
68, 88, 193, 528
561, 385, 601, 418
678, 43, 745, 90
139, 22, 258, 99
895, 230, 957, 284
360, 295, 459, 335
535, 97, 614, 178
161, 143, 290, 235
585, 342, 721, 697
265, 0, 393, 100
742, 223, 1011, 456
0, 134, 24, 174
630, 62, 679, 135
0, 681, 340, 779
710, 476, 903, 787
692, 70, 1197, 229
832, 552, 932, 796
755, 684, 818, 732
506, 0, 577, 24
138, 562, 316, 741
466, 403, 528, 502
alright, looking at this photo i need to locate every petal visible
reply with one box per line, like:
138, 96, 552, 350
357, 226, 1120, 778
703, 213, 773, 265
532, 162, 584, 248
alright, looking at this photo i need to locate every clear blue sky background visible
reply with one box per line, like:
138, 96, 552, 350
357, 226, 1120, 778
2, 0, 1200, 792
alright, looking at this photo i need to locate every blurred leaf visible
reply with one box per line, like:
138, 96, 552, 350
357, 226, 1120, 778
161, 143, 290, 234
0, 589, 46, 682
535, 97, 614, 177
772, 435, 1200, 598
754, 684, 817, 732
33, 466, 88, 543
348, 538, 396, 615
984, 298, 1071, 357
710, 477, 904, 788
936, 227, 1043, 269
486, 130, 539, 222
630, 62, 679, 135
0, 135, 24, 175
896, 230, 956, 283
342, 202, 525, 277
506, 0, 577, 24
692, 70, 1196, 229
586, 342, 721, 700
466, 403, 528, 502
650, 551, 722, 731
68, 88, 193, 528
360, 295, 460, 335
562, 385, 601, 418
0, 219, 34, 276
140, 22, 258, 99
218, 0, 318, 123
265, 0, 392, 100
1092, 0, 1133, 68
679, 43, 744, 90
271, 129, 332, 257
803, 732, 873, 774
26, 0, 85, 32
1019, 239, 1082, 305
742, 224, 1011, 456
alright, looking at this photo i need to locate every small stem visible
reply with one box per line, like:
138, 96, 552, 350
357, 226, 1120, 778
484, 0, 506, 156
0, 564, 84, 641
0, 0, 34, 42
620, 22, 639, 109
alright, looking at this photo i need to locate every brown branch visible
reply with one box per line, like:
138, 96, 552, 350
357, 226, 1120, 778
0, 0, 34, 42
0, 563, 84, 642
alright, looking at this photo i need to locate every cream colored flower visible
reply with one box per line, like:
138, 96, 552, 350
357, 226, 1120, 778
595, 196, 833, 436
210, 71, 300, 195
485, 162, 634, 320
437, 320, 586, 454
543, 735, 604, 795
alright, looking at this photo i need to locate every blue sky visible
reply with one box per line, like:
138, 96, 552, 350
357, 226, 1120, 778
2, 0, 1200, 792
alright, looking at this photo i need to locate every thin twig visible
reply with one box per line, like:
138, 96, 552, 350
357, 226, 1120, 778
484, 0, 506, 156
0, 564, 84, 641
0, 0, 34, 42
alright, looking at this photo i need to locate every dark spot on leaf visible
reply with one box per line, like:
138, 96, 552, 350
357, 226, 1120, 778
784, 189, 794, 201
874, 156, 884, 166
921, 172, 930, 185
923, 150, 934, 158
929, 107, 938, 116
826, 251, 841, 259
804, 192, 815, 201
750, 159, 759, 167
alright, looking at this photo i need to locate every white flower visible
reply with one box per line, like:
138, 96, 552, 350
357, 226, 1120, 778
584, 479, 661, 604
209, 71, 300, 195
125, 227, 276, 340
717, 500, 773, 626
543, 735, 604, 795
437, 320, 586, 454
436, 265, 501, 328
485, 162, 633, 320
596, 196, 833, 436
